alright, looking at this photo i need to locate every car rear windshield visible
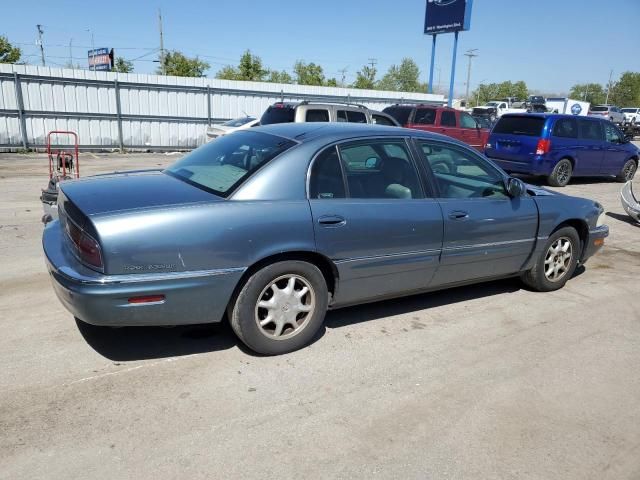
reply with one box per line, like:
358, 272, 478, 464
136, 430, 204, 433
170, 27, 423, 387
165, 131, 296, 197
590, 106, 608, 112
221, 117, 256, 127
383, 106, 413, 125
492, 116, 545, 137
260, 105, 296, 125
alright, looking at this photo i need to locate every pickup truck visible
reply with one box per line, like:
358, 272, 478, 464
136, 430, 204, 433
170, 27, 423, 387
383, 104, 490, 151
472, 101, 527, 122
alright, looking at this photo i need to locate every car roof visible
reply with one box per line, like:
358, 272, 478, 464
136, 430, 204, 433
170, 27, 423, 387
252, 122, 474, 149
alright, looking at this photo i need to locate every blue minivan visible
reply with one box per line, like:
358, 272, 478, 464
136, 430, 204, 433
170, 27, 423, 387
485, 114, 639, 186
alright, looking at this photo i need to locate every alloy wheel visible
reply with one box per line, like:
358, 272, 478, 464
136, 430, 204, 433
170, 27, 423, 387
544, 237, 573, 282
624, 162, 637, 181
254, 274, 316, 340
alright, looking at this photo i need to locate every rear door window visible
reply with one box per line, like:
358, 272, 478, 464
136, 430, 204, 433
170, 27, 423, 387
346, 111, 367, 124
493, 116, 545, 136
337, 110, 348, 122
338, 140, 422, 199
306, 109, 330, 122
414, 108, 436, 125
309, 146, 346, 199
578, 119, 604, 140
441, 111, 457, 127
552, 118, 578, 138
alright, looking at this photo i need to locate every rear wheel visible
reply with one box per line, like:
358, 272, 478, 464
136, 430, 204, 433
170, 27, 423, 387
548, 159, 573, 187
616, 159, 637, 183
230, 261, 328, 355
521, 227, 580, 292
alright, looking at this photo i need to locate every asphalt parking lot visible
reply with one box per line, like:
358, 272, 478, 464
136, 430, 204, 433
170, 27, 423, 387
1, 151, 639, 480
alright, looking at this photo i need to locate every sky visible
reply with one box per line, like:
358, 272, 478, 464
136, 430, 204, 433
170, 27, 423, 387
3, 0, 639, 95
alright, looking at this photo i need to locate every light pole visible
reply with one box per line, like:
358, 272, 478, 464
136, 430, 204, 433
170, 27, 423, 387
464, 49, 478, 104
86, 29, 95, 71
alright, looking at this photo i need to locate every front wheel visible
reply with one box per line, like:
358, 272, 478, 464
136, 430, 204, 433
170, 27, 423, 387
230, 261, 328, 355
547, 159, 573, 187
521, 227, 580, 292
616, 159, 637, 183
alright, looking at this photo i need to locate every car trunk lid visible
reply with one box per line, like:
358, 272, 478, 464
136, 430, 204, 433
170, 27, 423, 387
59, 170, 221, 217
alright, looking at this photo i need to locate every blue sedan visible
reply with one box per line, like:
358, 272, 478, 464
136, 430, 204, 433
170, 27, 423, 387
43, 123, 608, 354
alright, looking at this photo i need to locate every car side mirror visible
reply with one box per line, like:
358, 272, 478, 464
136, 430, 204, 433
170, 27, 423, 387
506, 177, 526, 197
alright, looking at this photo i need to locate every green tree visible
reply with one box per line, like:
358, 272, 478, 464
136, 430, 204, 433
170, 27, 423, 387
609, 72, 640, 107
0, 35, 21, 64
377, 58, 423, 92
352, 65, 377, 90
266, 70, 293, 84
236, 50, 267, 81
326, 77, 338, 87
215, 65, 240, 80
294, 61, 325, 86
568, 83, 606, 105
113, 57, 134, 73
471, 80, 529, 106
160, 51, 209, 77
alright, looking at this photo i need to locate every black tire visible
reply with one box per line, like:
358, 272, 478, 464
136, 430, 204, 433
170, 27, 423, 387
230, 261, 328, 355
547, 158, 573, 187
616, 159, 637, 183
521, 226, 580, 292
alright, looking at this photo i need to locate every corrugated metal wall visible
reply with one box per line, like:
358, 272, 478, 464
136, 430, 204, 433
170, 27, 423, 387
0, 64, 444, 150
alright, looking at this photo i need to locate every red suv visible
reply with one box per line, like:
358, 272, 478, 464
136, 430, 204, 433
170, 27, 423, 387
383, 104, 490, 152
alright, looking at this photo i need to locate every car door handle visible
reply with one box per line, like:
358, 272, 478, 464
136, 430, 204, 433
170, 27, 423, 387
318, 215, 346, 226
448, 211, 469, 220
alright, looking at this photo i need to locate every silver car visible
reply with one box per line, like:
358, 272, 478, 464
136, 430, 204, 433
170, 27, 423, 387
589, 105, 626, 125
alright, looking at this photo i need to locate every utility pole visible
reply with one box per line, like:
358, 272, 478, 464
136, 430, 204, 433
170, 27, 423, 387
464, 49, 478, 104
338, 67, 348, 87
68, 38, 73, 68
605, 69, 613, 104
158, 9, 165, 75
86, 29, 95, 71
36, 24, 45, 66
367, 58, 377, 70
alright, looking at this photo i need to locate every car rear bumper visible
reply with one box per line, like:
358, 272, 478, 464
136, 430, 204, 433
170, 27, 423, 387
43, 221, 245, 326
581, 225, 609, 264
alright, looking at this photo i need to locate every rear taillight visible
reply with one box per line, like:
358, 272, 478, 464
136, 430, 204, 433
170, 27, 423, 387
63, 216, 103, 270
536, 139, 551, 155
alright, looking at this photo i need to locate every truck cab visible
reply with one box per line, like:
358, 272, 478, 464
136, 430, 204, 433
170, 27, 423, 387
383, 104, 490, 152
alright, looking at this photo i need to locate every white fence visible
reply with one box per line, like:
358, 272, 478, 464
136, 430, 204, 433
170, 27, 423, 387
0, 64, 444, 151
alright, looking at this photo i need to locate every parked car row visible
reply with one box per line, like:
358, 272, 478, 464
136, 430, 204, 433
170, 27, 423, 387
206, 99, 638, 188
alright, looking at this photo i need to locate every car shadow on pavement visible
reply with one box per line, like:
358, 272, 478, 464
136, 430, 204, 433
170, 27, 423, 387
606, 211, 640, 227
75, 318, 238, 361
324, 278, 522, 329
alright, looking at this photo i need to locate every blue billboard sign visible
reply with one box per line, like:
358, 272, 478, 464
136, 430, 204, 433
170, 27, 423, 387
424, 0, 473, 35
88, 48, 112, 71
